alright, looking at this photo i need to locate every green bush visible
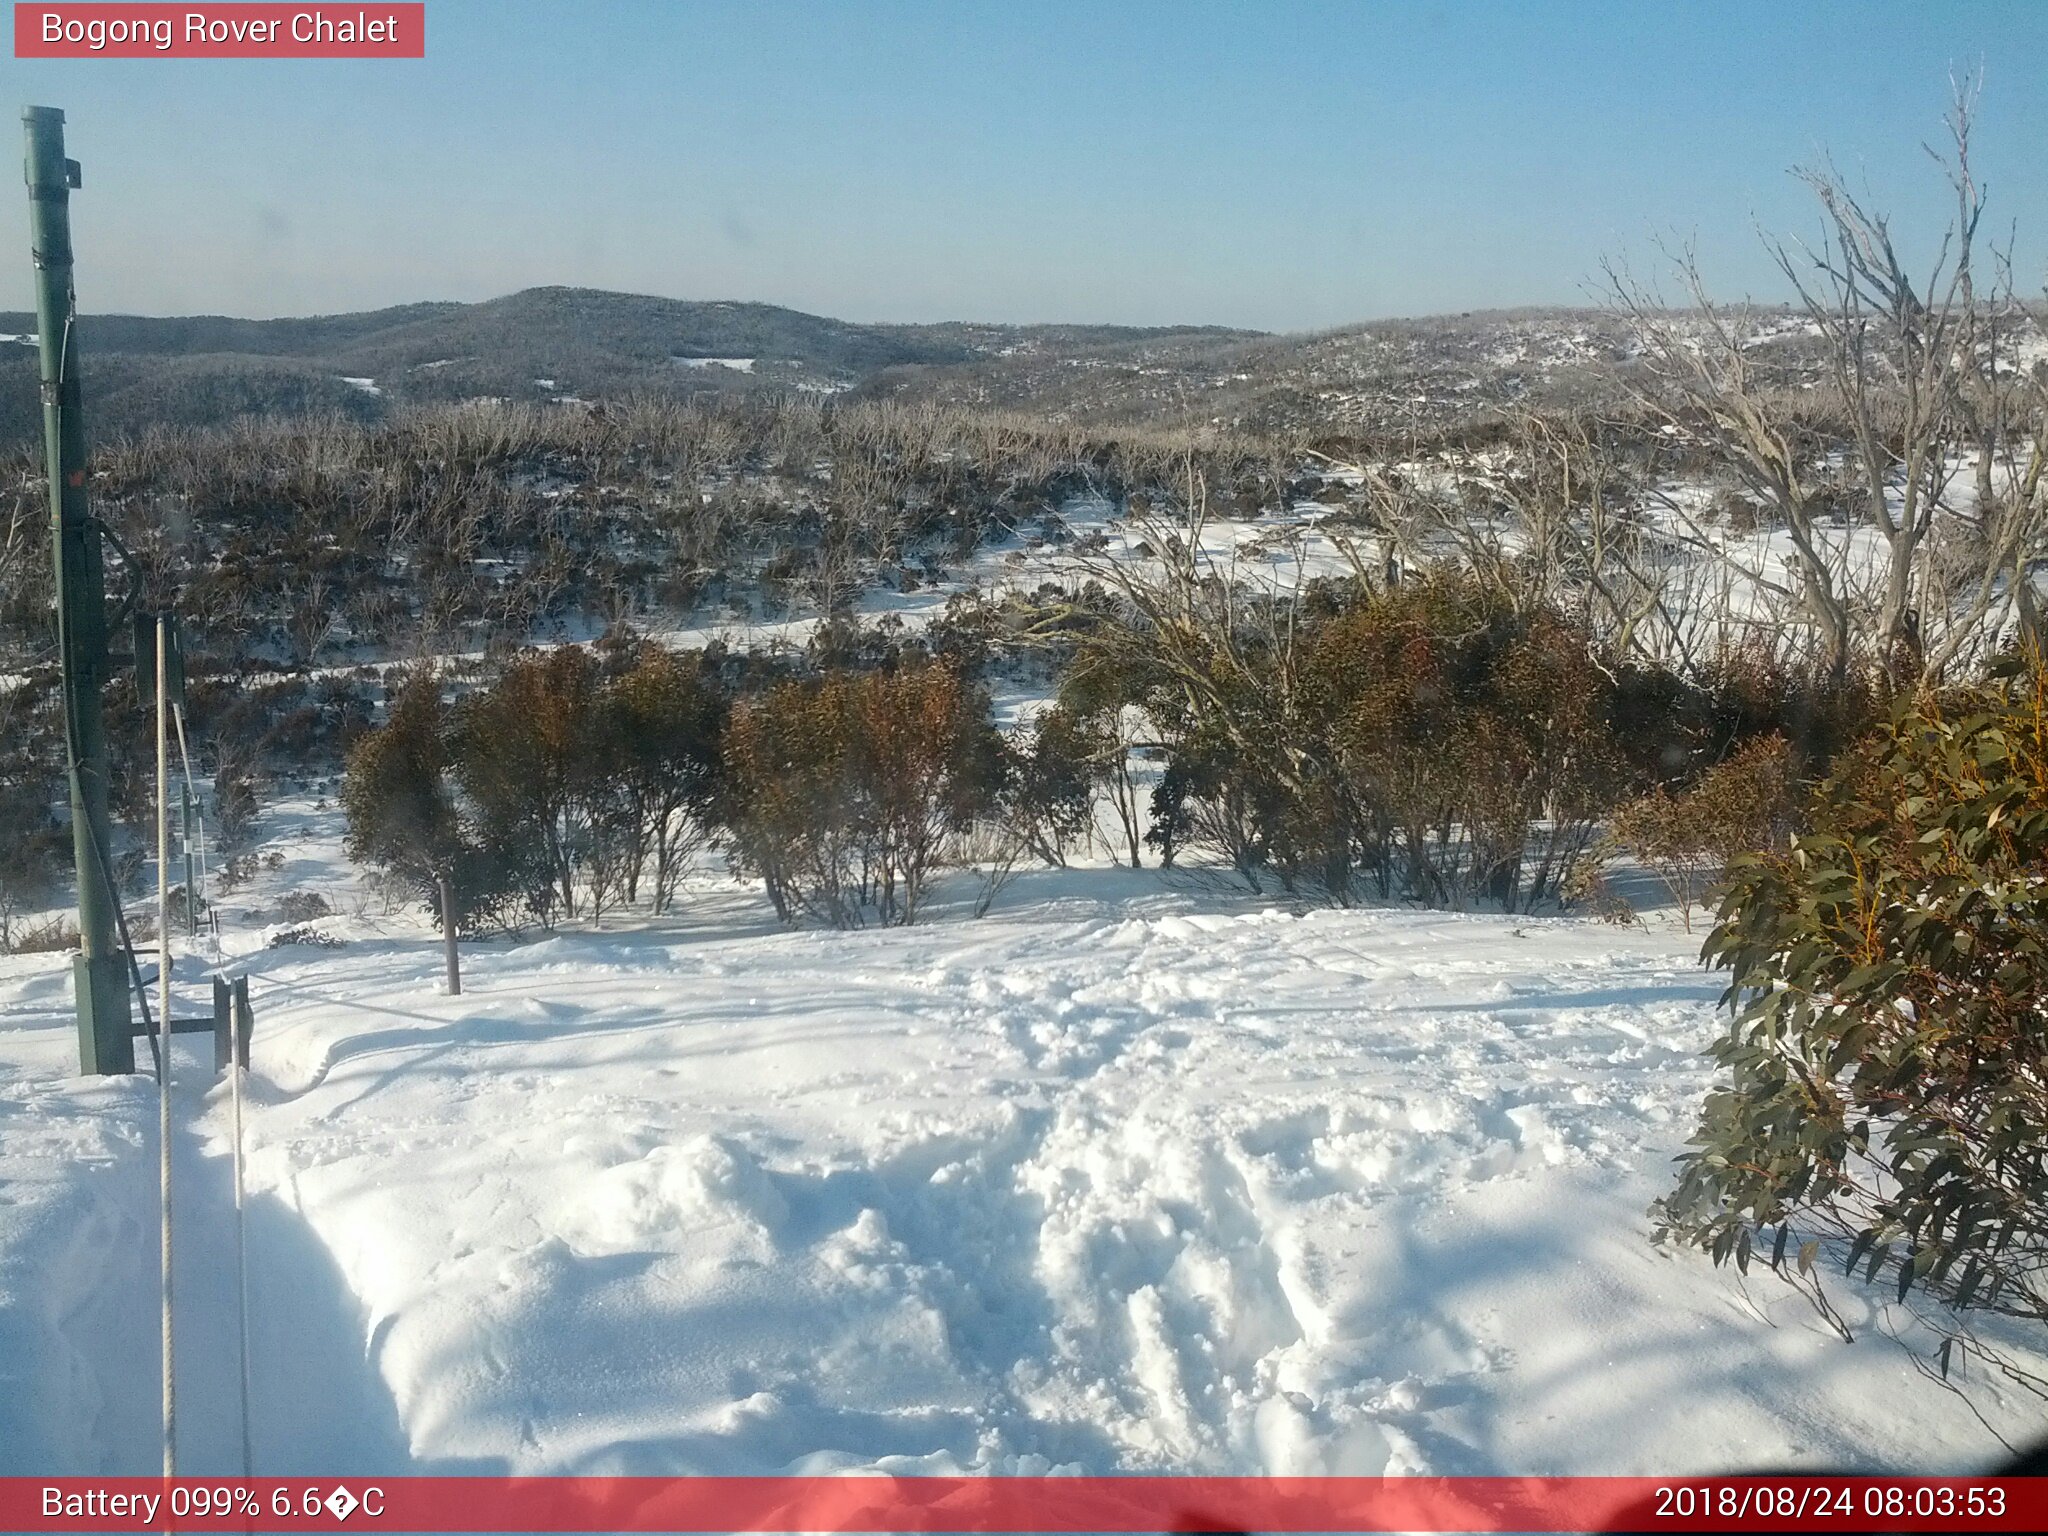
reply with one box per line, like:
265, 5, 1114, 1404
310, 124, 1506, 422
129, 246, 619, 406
1306, 578, 1625, 910
1656, 652, 2048, 1389
339, 671, 525, 932
343, 646, 724, 932
722, 663, 1004, 926
1008, 706, 1101, 869
1607, 734, 1799, 930
598, 644, 725, 914
451, 646, 607, 923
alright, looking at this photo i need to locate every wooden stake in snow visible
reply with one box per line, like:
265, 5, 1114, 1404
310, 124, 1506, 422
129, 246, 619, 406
441, 870, 461, 996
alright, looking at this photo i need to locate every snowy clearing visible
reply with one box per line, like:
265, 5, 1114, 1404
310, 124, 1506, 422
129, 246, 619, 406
4, 860, 2044, 1477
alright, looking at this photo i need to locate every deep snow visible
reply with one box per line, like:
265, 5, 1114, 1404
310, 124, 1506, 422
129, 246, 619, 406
5, 851, 2045, 1478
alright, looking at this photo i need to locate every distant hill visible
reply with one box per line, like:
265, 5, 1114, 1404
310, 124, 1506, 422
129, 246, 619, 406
0, 287, 1258, 448
0, 301, 466, 357
11, 285, 1972, 450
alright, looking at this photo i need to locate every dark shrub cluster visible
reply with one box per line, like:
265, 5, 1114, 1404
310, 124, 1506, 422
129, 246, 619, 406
0, 397, 1268, 681
343, 640, 1071, 931
1077, 574, 1632, 911
1604, 734, 1801, 931
721, 663, 1005, 926
1307, 581, 1626, 909
343, 642, 725, 933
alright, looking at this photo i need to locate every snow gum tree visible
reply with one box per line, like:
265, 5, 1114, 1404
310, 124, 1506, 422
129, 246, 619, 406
1609, 84, 2048, 686
341, 672, 464, 897
1658, 647, 2048, 1395
721, 664, 1003, 926
600, 644, 725, 914
452, 646, 605, 922
1004, 706, 1101, 869
343, 644, 728, 931
342, 667, 556, 932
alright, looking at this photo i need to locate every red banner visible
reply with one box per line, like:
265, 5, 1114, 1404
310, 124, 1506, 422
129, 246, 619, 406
1, 1476, 2041, 1533
14, 4, 424, 57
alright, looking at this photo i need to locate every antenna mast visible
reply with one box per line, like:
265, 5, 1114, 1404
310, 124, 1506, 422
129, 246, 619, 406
23, 106, 133, 1075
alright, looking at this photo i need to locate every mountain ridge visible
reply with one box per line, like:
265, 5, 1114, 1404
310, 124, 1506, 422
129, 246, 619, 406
0, 285, 1265, 446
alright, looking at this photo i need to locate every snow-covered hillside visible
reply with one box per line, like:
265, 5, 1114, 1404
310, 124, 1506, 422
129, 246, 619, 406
4, 850, 2044, 1477
6, 457, 2048, 1478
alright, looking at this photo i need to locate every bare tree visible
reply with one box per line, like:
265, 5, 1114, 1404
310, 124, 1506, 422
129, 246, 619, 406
1030, 453, 1341, 862
1608, 80, 2048, 683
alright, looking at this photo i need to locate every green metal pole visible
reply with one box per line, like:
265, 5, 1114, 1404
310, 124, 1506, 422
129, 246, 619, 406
24, 106, 132, 1075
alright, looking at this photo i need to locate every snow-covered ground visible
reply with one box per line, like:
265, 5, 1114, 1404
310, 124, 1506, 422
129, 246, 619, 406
5, 839, 2045, 1477
7, 457, 2048, 1480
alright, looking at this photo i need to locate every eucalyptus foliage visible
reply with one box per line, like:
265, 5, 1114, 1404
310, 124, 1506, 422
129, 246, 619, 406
1656, 651, 2048, 1391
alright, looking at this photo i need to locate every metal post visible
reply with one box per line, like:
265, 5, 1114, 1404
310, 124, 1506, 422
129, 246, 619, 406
24, 107, 132, 1075
231, 976, 252, 1071
212, 975, 231, 1074
231, 1008, 251, 1478
439, 870, 461, 996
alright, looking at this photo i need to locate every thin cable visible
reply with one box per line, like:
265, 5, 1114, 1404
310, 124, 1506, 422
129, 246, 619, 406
174, 704, 248, 1472
155, 614, 175, 1479
231, 1014, 252, 1477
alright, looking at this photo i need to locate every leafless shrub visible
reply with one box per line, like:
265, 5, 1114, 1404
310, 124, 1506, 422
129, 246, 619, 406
1, 912, 78, 955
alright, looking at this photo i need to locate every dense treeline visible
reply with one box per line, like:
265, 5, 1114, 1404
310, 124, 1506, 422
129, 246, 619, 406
0, 286, 1259, 453
0, 393, 1299, 677
341, 633, 1096, 933
328, 571, 1880, 936
343, 640, 724, 932
1044, 560, 1867, 912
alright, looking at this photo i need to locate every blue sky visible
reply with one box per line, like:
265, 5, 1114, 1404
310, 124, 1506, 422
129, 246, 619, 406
5, 0, 2045, 330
